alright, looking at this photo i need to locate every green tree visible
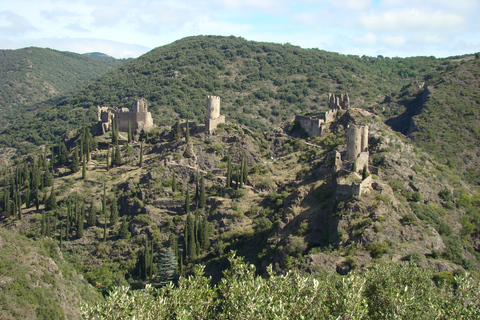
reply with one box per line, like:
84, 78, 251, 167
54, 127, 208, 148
118, 216, 130, 239
110, 197, 119, 225
153, 247, 178, 287
128, 120, 132, 143
226, 154, 232, 188
185, 189, 190, 213
139, 143, 143, 168
102, 181, 107, 242
58, 141, 69, 166
185, 119, 190, 143
45, 185, 56, 211
71, 147, 80, 173
185, 212, 197, 260
82, 156, 86, 179
199, 176, 206, 209
77, 203, 85, 238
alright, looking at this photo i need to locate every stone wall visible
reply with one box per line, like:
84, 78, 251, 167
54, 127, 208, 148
206, 115, 226, 134
98, 99, 154, 134
336, 173, 372, 200
295, 115, 324, 137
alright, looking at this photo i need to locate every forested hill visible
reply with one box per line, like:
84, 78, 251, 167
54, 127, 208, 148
61, 35, 446, 130
0, 47, 124, 153
1, 36, 480, 186
0, 47, 123, 109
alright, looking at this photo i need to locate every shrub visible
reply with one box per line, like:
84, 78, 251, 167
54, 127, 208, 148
366, 241, 391, 258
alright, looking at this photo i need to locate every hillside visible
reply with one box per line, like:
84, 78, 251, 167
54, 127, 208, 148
1, 101, 479, 317
0, 228, 100, 319
1, 36, 480, 318
0, 47, 124, 154
3, 36, 479, 189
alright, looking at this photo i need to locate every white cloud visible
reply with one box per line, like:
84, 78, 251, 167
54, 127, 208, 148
354, 33, 377, 45
0, 11, 39, 37
359, 9, 465, 33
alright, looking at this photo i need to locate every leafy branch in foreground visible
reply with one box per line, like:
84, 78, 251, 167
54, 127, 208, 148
82, 252, 480, 320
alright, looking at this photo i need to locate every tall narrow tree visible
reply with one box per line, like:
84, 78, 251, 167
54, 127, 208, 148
185, 120, 190, 143
139, 143, 143, 168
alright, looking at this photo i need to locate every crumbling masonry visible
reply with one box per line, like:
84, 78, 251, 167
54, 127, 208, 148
97, 98, 154, 134
294, 93, 350, 137
205, 95, 225, 134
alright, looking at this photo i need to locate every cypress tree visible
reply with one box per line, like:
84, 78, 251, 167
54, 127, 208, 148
139, 143, 143, 168
242, 156, 248, 185
77, 203, 85, 238
352, 159, 357, 172
184, 189, 190, 213
25, 187, 31, 209
174, 120, 182, 142
194, 208, 200, 257
31, 158, 40, 190
185, 120, 190, 143
118, 216, 130, 239
102, 181, 107, 242
226, 154, 232, 188
58, 141, 69, 166
187, 213, 196, 259
172, 173, 177, 193
66, 204, 70, 241
43, 146, 48, 169
82, 156, 86, 179
45, 185, 56, 211
128, 120, 132, 144
200, 214, 210, 250
110, 197, 119, 225
71, 147, 80, 173
111, 145, 115, 167
43, 169, 53, 188
199, 176, 206, 208
114, 145, 122, 166
106, 144, 110, 171
87, 200, 96, 227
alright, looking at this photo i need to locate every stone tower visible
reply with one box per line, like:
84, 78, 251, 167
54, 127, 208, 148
205, 95, 225, 134
346, 125, 368, 162
207, 95, 221, 119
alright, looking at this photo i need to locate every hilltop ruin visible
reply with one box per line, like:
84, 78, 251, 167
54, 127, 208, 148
97, 98, 154, 134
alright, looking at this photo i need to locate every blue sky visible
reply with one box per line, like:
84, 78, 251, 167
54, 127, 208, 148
1, 0, 479, 58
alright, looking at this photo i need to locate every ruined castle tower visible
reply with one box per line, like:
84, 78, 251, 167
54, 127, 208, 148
346, 125, 369, 169
205, 95, 225, 134
328, 93, 350, 110
114, 98, 154, 133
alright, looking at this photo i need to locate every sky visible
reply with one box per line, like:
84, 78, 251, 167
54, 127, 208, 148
0, 0, 479, 59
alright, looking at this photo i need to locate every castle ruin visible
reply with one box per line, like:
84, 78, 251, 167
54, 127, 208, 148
334, 124, 371, 199
346, 124, 369, 170
97, 98, 154, 134
205, 95, 225, 134
294, 93, 350, 137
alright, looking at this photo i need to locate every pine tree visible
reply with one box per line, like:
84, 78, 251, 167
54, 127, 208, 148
185, 119, 190, 143
153, 247, 178, 287
139, 143, 143, 168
